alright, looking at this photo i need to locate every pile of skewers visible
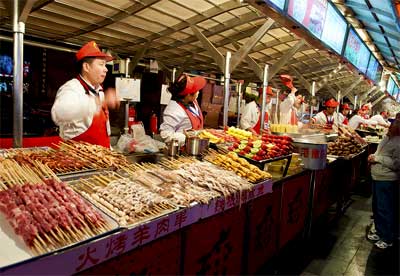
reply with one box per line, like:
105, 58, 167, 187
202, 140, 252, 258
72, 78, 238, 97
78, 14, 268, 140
0, 160, 113, 255
71, 172, 177, 226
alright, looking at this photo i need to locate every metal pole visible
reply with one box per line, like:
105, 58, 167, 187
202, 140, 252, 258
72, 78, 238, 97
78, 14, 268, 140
237, 82, 242, 127
13, 1, 24, 148
310, 82, 316, 123
336, 90, 341, 114
260, 64, 269, 132
172, 67, 176, 82
223, 51, 231, 127
275, 90, 279, 125
124, 58, 130, 134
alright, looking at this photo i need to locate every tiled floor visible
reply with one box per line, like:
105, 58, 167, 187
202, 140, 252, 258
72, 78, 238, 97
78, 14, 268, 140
259, 195, 399, 275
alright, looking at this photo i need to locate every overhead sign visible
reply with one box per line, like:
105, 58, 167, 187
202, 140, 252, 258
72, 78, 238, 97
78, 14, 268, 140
320, 3, 347, 54
344, 28, 371, 74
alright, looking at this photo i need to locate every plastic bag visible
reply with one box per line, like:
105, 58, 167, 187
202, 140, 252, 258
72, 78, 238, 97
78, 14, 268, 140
115, 134, 134, 153
130, 135, 160, 153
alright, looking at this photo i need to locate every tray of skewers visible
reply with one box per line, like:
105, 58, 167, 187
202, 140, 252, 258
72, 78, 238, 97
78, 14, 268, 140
0, 160, 120, 270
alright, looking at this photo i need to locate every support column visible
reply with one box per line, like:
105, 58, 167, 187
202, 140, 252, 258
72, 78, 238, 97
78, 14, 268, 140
13, 1, 24, 148
260, 64, 269, 132
223, 52, 231, 127
237, 82, 242, 127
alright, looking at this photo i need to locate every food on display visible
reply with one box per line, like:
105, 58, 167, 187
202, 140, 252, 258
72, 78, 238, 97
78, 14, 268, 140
364, 135, 381, 143
270, 124, 298, 133
338, 126, 367, 146
72, 173, 177, 226
227, 134, 293, 161
225, 126, 253, 140
327, 136, 364, 156
0, 160, 113, 255
206, 151, 272, 183
198, 130, 223, 143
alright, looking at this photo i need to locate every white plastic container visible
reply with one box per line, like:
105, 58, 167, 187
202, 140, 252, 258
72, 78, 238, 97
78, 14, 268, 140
294, 140, 327, 170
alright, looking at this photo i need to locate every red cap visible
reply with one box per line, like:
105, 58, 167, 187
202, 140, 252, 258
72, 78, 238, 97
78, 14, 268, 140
76, 41, 113, 62
361, 105, 369, 111
341, 103, 351, 110
380, 111, 388, 116
280, 74, 294, 89
257, 86, 274, 96
325, 98, 339, 108
178, 75, 206, 96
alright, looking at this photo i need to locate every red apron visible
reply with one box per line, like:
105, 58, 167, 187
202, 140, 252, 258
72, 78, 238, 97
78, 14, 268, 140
323, 111, 334, 129
290, 109, 298, 125
343, 117, 349, 125
71, 76, 110, 148
177, 100, 204, 130
253, 107, 269, 134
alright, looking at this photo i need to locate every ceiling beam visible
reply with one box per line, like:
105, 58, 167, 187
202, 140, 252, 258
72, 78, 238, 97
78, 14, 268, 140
268, 40, 305, 81
371, 94, 387, 107
230, 18, 274, 72
315, 64, 344, 92
233, 43, 263, 81
341, 76, 364, 98
191, 25, 225, 72
19, 0, 37, 23
290, 66, 312, 94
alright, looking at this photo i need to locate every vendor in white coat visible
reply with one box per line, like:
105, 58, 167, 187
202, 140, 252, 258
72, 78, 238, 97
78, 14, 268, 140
348, 108, 375, 129
370, 111, 390, 127
311, 98, 340, 129
279, 87, 301, 125
51, 41, 119, 148
240, 86, 273, 134
160, 74, 206, 144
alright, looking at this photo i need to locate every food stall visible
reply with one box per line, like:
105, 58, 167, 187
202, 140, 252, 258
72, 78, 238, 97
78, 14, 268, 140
1, 0, 398, 274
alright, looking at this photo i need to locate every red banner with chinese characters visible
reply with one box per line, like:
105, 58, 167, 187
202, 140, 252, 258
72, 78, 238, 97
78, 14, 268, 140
246, 185, 282, 274
183, 206, 246, 275
78, 232, 181, 275
279, 172, 311, 249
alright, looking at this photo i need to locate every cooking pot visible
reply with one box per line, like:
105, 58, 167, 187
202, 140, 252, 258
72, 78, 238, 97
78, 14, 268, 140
185, 137, 209, 155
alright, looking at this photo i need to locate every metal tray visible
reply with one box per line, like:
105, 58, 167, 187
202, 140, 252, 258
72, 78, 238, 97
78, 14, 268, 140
66, 171, 179, 229
327, 149, 366, 160
0, 146, 52, 158
238, 153, 292, 165
0, 187, 120, 271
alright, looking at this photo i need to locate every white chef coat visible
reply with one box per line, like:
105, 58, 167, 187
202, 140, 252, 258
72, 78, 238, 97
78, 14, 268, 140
279, 93, 297, 124
312, 111, 340, 127
51, 77, 103, 140
348, 115, 373, 129
337, 113, 346, 125
240, 101, 259, 130
160, 100, 199, 144
369, 114, 390, 127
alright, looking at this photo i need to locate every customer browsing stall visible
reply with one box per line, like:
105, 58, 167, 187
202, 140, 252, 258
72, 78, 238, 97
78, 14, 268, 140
367, 119, 400, 249
159, 74, 206, 144
240, 86, 273, 134
51, 41, 119, 148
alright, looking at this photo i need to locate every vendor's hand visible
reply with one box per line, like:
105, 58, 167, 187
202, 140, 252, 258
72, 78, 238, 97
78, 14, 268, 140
104, 88, 120, 110
290, 87, 298, 94
368, 154, 376, 163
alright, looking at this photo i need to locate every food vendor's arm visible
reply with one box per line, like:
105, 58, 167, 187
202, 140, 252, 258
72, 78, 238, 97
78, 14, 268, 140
240, 103, 256, 131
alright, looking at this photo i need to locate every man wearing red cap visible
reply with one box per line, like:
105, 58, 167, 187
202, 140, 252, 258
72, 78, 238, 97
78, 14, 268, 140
338, 103, 351, 125
240, 86, 274, 134
311, 98, 339, 129
160, 74, 206, 144
51, 41, 119, 148
370, 111, 390, 127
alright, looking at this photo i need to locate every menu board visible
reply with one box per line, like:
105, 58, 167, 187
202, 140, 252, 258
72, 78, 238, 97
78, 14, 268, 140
320, 3, 347, 54
288, 0, 328, 39
267, 0, 285, 10
387, 77, 395, 94
366, 55, 380, 82
344, 29, 371, 73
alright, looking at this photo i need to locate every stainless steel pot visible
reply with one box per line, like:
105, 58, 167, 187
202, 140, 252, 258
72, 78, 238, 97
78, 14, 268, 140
167, 139, 180, 157
185, 137, 209, 155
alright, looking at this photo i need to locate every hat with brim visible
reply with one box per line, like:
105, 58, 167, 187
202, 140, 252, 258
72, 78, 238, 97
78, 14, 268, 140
257, 86, 274, 96
179, 75, 207, 96
76, 41, 113, 62
341, 103, 351, 110
280, 74, 294, 89
325, 98, 339, 108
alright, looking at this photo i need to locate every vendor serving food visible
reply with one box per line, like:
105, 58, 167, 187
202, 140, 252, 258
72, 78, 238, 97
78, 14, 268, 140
159, 74, 206, 144
240, 86, 273, 134
51, 41, 119, 148
311, 98, 339, 129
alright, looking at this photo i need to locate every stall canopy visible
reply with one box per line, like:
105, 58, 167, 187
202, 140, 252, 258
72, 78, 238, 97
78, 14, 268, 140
0, 0, 395, 102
